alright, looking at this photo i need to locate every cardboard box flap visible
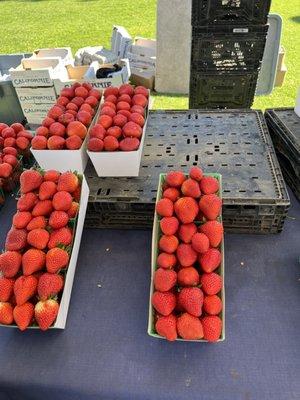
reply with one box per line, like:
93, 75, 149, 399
134, 37, 157, 51
33, 47, 72, 61
21, 57, 62, 70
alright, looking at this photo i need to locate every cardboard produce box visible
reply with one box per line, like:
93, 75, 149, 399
130, 67, 155, 90
31, 47, 73, 66
111, 25, 132, 58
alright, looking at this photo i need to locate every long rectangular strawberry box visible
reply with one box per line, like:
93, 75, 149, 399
0, 175, 89, 330
148, 173, 225, 342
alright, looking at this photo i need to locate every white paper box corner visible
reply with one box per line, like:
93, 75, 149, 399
295, 88, 300, 118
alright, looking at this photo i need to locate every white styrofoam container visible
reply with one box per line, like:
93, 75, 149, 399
31, 47, 73, 66
0, 176, 89, 330
295, 88, 300, 118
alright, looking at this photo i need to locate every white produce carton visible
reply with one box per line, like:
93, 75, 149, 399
295, 88, 300, 118
31, 47, 73, 66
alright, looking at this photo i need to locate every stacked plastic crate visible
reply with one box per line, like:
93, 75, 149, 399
189, 0, 271, 109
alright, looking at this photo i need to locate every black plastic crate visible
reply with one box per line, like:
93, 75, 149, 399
276, 153, 300, 202
191, 25, 268, 72
191, 0, 271, 26
85, 109, 290, 233
189, 70, 258, 109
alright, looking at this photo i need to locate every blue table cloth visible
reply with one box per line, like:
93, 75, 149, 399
0, 190, 299, 400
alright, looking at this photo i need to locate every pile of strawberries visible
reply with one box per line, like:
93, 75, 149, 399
87, 84, 148, 152
0, 168, 81, 330
31, 83, 101, 150
152, 167, 224, 342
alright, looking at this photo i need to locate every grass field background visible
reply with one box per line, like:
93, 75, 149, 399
0, 0, 299, 110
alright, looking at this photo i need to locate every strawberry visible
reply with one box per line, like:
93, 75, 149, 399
27, 228, 49, 250
72, 186, 81, 202
165, 171, 186, 188
177, 313, 204, 340
12, 211, 32, 229
22, 249, 46, 275
16, 136, 29, 150
48, 227, 73, 249
174, 197, 198, 224
26, 216, 47, 231
38, 181, 57, 200
159, 235, 179, 254
191, 232, 209, 254
11, 122, 24, 133
178, 223, 197, 243
5, 228, 27, 251
48, 210, 69, 229
202, 315, 222, 342
44, 170, 60, 183
156, 198, 174, 217
189, 166, 203, 182
20, 170, 43, 194
177, 267, 199, 287
203, 295, 223, 315
199, 194, 222, 220
0, 277, 14, 302
160, 216, 179, 235
67, 202, 79, 218
0, 163, 13, 178
57, 172, 79, 193
199, 221, 223, 248
201, 273, 222, 295
0, 302, 14, 324
0, 251, 22, 278
46, 248, 70, 273
181, 178, 201, 198
13, 302, 34, 330
200, 176, 219, 195
52, 191, 72, 211
155, 314, 177, 341
37, 273, 64, 301
17, 192, 38, 211
35, 299, 59, 330
14, 275, 38, 305
152, 291, 176, 316
176, 244, 197, 267
157, 252, 177, 269
178, 287, 203, 317
32, 199, 53, 217
199, 248, 221, 273
154, 268, 177, 292
162, 187, 180, 202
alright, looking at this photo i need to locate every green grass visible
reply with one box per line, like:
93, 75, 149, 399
0, 0, 299, 110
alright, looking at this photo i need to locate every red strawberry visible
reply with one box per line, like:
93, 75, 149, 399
22, 249, 46, 275
48, 227, 73, 249
52, 191, 72, 211
154, 268, 177, 292
38, 273, 64, 300
26, 216, 47, 231
0, 163, 13, 178
0, 251, 22, 278
152, 291, 176, 316
162, 187, 180, 202
0, 277, 14, 302
203, 295, 223, 315
177, 313, 204, 340
12, 211, 32, 229
72, 186, 81, 202
57, 172, 79, 193
178, 223, 197, 244
189, 166, 203, 181
176, 244, 197, 267
155, 314, 177, 341
191, 232, 209, 253
20, 170, 43, 194
46, 248, 70, 273
156, 198, 174, 217
14, 275, 38, 305
13, 302, 34, 330
177, 267, 199, 287
35, 299, 59, 330
38, 181, 57, 200
49, 210, 69, 229
157, 252, 177, 269
165, 171, 186, 188
199, 194, 222, 220
0, 302, 14, 324
181, 178, 201, 198
67, 202, 79, 218
200, 176, 219, 195
160, 216, 179, 235
199, 221, 223, 248
31, 135, 47, 149
178, 287, 203, 317
199, 248, 221, 273
202, 315, 222, 342
44, 170, 60, 183
27, 229, 49, 250
174, 197, 198, 224
5, 228, 27, 251
32, 199, 53, 217
17, 192, 38, 211
159, 235, 179, 254
201, 273, 222, 295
